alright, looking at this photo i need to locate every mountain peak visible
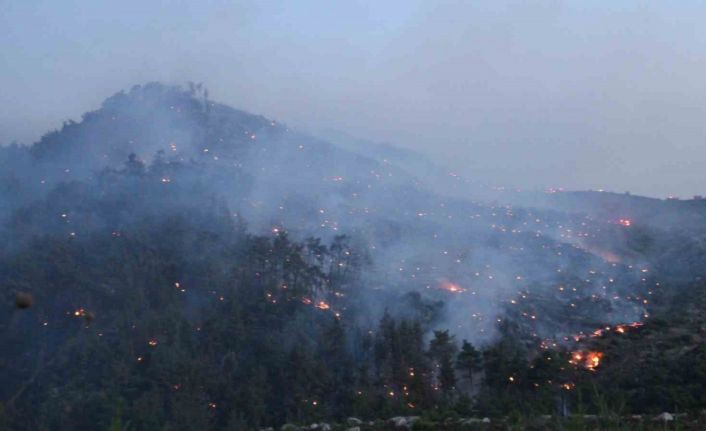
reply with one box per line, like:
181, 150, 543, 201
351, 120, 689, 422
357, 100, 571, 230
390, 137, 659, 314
28, 82, 281, 178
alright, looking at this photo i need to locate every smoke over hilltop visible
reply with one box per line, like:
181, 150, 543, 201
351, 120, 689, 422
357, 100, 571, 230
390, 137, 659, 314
0, 82, 661, 345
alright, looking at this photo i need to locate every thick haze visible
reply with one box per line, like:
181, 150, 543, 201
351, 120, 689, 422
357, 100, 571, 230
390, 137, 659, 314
2, 0, 706, 197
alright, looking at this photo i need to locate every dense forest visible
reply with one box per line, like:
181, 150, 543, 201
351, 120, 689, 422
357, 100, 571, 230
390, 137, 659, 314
2, 84, 706, 430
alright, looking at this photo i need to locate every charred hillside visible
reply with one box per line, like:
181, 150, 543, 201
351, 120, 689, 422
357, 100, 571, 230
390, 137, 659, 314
0, 83, 705, 430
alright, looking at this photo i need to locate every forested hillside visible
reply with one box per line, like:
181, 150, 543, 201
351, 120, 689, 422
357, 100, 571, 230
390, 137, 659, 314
2, 84, 706, 430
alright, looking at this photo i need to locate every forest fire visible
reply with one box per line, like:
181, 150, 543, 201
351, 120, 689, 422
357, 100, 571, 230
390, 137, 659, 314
299, 298, 339, 317
615, 322, 643, 333
72, 308, 95, 324
565, 320, 645, 344
4, 77, 698, 429
438, 281, 466, 293
588, 321, 644, 338
570, 351, 603, 371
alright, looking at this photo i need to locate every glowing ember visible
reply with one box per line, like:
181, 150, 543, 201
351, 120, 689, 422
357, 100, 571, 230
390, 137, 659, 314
615, 321, 643, 333
618, 218, 632, 227
438, 281, 466, 293
315, 301, 330, 310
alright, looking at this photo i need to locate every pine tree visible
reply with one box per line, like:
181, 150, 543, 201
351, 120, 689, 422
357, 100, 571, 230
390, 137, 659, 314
456, 340, 482, 384
428, 330, 458, 400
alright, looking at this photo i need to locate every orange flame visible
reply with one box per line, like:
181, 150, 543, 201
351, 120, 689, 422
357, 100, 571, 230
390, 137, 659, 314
438, 281, 466, 293
571, 351, 603, 370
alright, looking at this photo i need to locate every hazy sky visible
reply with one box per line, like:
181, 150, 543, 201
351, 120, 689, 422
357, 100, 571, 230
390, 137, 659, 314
2, 0, 706, 197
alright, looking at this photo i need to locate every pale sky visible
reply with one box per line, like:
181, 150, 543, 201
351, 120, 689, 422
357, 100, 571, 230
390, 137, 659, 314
2, 0, 706, 197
